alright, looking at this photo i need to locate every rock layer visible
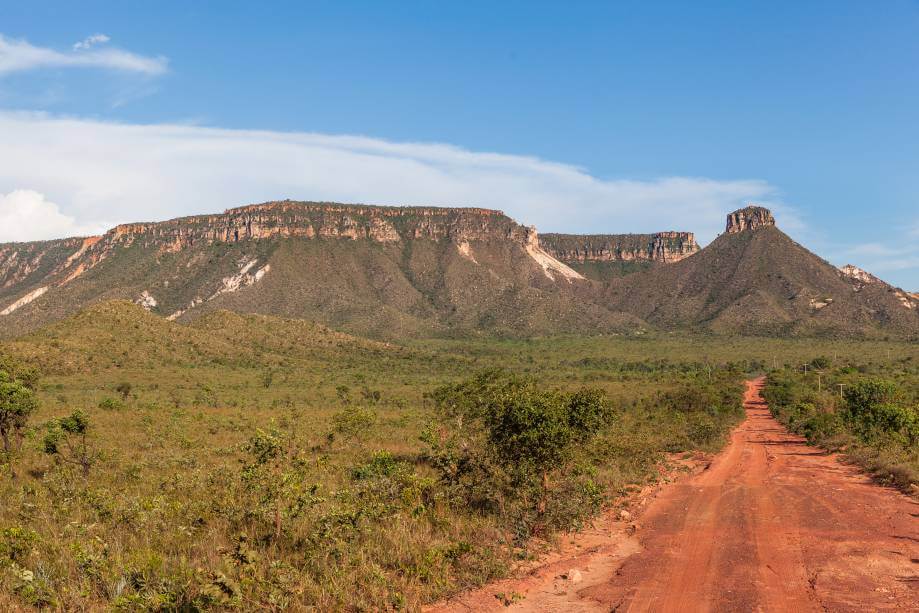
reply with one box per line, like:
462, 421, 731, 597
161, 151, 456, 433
725, 205, 775, 233
539, 231, 699, 264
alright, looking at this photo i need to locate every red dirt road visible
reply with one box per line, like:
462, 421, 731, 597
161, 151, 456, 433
431, 378, 919, 612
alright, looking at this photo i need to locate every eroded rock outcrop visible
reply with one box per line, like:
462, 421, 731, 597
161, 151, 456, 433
539, 231, 699, 264
725, 205, 775, 233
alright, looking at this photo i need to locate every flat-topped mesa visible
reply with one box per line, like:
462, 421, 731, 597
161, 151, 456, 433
104, 200, 531, 252
725, 205, 775, 234
538, 231, 699, 263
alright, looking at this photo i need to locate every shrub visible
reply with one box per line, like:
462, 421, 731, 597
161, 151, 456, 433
0, 369, 37, 454
115, 382, 133, 401
427, 371, 613, 533
43, 410, 98, 475
328, 405, 377, 445
98, 397, 122, 411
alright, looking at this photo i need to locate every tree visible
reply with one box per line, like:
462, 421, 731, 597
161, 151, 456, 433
43, 411, 97, 476
240, 428, 321, 542
432, 371, 613, 516
327, 405, 377, 446
0, 370, 37, 454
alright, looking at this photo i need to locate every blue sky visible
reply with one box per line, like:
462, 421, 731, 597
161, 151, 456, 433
1, 1, 918, 288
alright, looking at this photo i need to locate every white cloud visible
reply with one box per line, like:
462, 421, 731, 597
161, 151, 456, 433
0, 189, 107, 242
0, 34, 167, 76
73, 34, 111, 51
0, 111, 784, 246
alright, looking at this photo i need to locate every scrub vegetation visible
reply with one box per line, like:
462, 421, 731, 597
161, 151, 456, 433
0, 301, 914, 610
764, 357, 919, 493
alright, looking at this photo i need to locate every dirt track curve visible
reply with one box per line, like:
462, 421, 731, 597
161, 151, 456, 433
431, 378, 918, 612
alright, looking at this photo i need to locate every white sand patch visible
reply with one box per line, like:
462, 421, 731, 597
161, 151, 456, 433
525, 245, 584, 282
209, 259, 270, 300
135, 290, 157, 311
167, 260, 271, 321
1, 286, 48, 315
456, 241, 478, 264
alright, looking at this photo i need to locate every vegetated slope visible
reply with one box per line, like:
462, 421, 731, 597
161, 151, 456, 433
1, 201, 916, 339
3, 300, 400, 375
0, 201, 639, 339
608, 215, 919, 338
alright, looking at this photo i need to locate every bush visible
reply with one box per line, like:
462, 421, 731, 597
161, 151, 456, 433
426, 371, 613, 536
843, 379, 917, 444
0, 369, 37, 454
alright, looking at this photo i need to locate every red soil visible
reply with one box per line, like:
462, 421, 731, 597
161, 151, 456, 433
430, 378, 918, 612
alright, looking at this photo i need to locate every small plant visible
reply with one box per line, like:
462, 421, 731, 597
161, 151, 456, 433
98, 397, 122, 411
260, 368, 274, 389
115, 381, 133, 401
240, 428, 322, 541
43, 410, 98, 476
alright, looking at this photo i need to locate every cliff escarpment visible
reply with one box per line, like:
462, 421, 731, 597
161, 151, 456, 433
538, 231, 699, 280
539, 231, 698, 263
0, 201, 614, 338
0, 201, 915, 339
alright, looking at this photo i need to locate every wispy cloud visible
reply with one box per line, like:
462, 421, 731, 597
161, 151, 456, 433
0, 34, 167, 76
0, 111, 785, 246
72, 34, 110, 51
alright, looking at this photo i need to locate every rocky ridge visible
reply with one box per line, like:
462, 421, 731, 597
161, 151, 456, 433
0, 202, 569, 314
0, 200, 596, 335
725, 205, 775, 233
539, 231, 699, 264
0, 202, 915, 339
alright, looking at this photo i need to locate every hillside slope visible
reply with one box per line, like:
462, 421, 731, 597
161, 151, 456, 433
0, 201, 639, 338
0, 201, 915, 339
607, 207, 918, 337
3, 300, 404, 375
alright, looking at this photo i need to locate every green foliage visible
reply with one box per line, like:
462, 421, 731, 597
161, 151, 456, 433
427, 371, 615, 537
843, 380, 917, 445
98, 396, 122, 411
0, 366, 38, 454
43, 410, 97, 475
765, 367, 918, 492
239, 428, 322, 541
328, 405, 377, 445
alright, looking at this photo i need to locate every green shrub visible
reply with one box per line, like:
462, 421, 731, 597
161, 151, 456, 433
0, 369, 37, 454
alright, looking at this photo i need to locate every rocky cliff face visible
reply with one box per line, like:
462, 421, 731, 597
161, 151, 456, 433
539, 231, 699, 264
839, 264, 917, 310
0, 201, 589, 330
725, 205, 775, 233
106, 201, 534, 251
0, 201, 544, 306
839, 264, 882, 287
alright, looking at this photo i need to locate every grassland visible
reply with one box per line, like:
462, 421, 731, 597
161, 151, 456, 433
0, 301, 915, 610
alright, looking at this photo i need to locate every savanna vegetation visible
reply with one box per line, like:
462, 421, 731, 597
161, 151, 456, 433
764, 355, 919, 493
0, 301, 915, 610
